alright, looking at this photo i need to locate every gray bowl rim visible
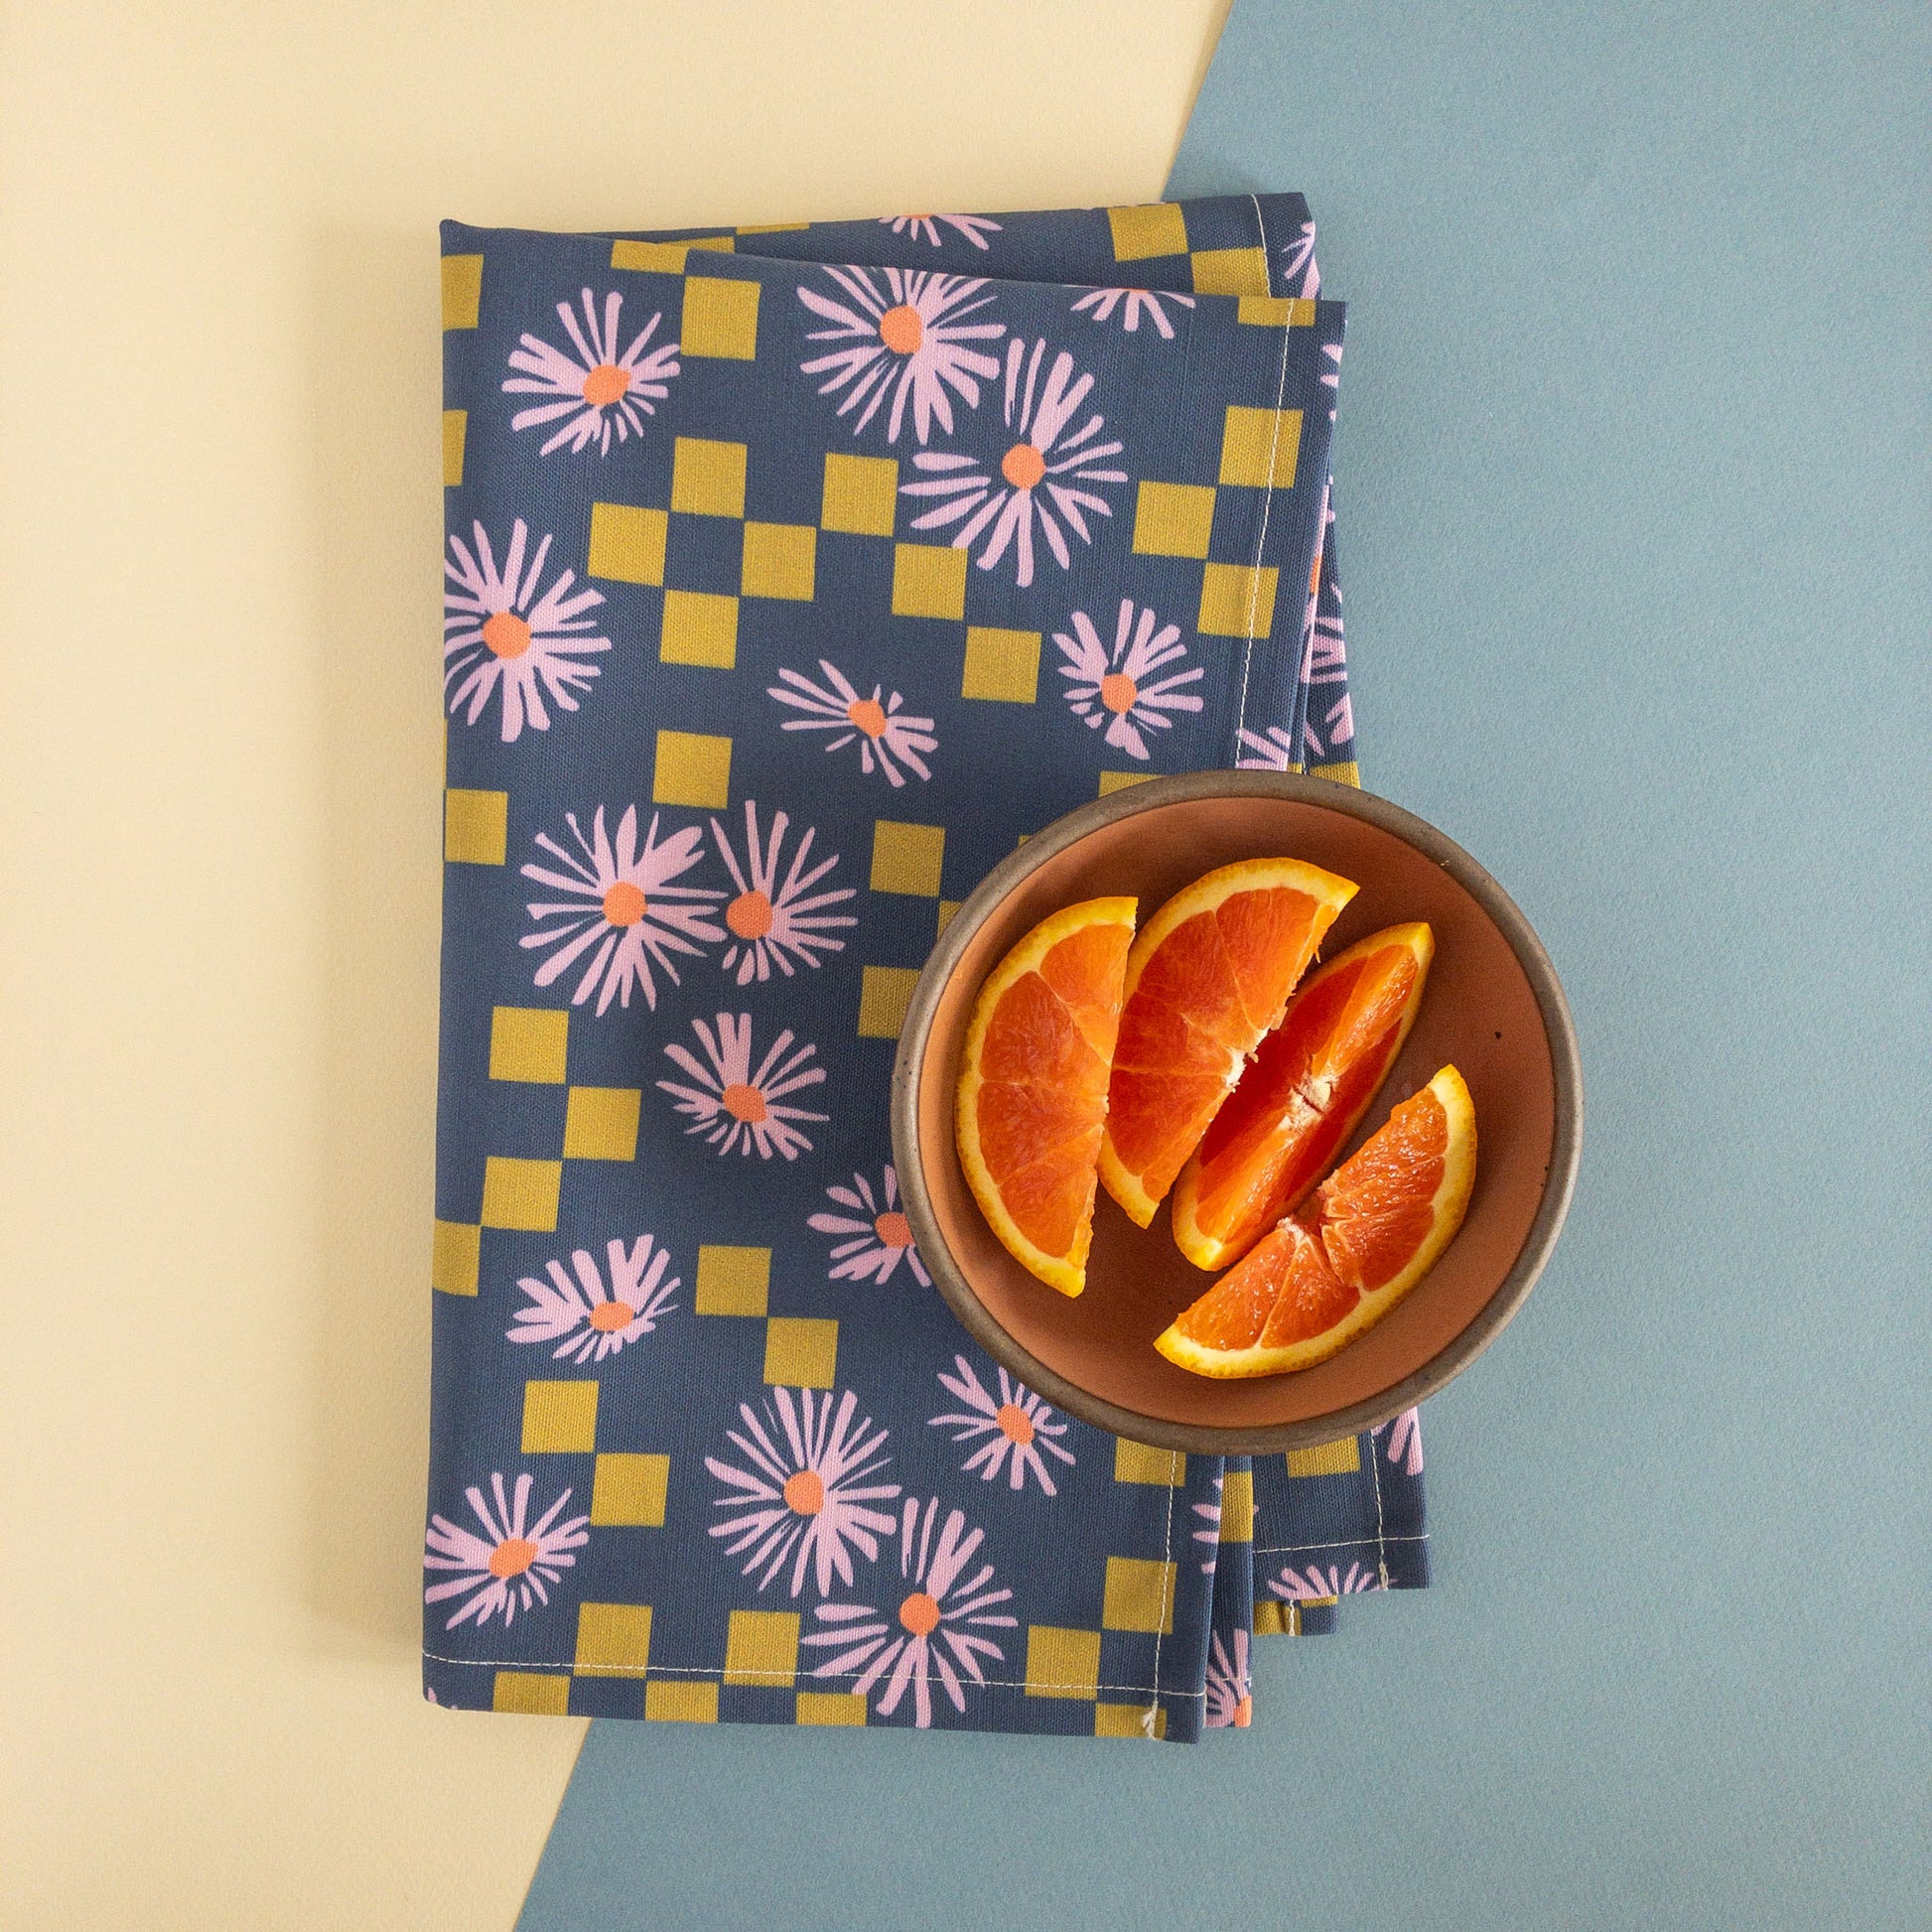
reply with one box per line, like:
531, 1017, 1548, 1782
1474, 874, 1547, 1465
890, 767, 1584, 1453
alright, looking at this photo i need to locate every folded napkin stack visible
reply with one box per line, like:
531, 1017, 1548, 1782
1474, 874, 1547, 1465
425, 195, 1426, 1739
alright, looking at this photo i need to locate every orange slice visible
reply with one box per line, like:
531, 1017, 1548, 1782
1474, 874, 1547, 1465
1171, 922, 1434, 1270
954, 897, 1138, 1297
1155, 1065, 1476, 1377
1097, 859, 1357, 1228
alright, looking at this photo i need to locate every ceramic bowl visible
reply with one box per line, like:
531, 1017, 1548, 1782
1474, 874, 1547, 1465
890, 769, 1583, 1452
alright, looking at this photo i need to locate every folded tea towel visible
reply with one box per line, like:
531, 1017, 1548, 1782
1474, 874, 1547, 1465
425, 194, 1425, 1738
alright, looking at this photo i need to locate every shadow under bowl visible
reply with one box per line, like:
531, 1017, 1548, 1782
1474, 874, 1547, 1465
891, 770, 1583, 1454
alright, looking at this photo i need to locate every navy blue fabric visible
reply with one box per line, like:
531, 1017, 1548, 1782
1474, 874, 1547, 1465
425, 197, 1425, 1739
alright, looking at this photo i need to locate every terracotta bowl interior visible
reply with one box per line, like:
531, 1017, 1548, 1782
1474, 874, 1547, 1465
909, 791, 1560, 1438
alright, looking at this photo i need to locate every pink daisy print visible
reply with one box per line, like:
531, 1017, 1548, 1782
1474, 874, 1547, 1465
506, 1234, 679, 1366
1268, 1559, 1383, 1604
804, 1497, 1018, 1727
444, 519, 610, 745
1377, 1407, 1424, 1476
1055, 599, 1204, 760
768, 660, 936, 786
809, 1167, 929, 1287
798, 268, 1004, 444
1190, 1473, 1228, 1575
503, 288, 679, 456
928, 1356, 1075, 1496
1301, 607, 1354, 761
1068, 286, 1196, 340
902, 338, 1127, 588
1235, 722, 1296, 771
879, 212, 1003, 250
422, 1472, 589, 1631
520, 806, 724, 1015
1283, 217, 1318, 297
1204, 1628, 1253, 1728
657, 1013, 828, 1160
708, 801, 857, 986
706, 1387, 900, 1597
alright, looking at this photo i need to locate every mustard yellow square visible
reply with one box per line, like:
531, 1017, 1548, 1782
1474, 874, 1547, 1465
575, 1601, 652, 1676
489, 1006, 568, 1084
821, 453, 898, 536
960, 626, 1040, 703
660, 590, 740, 669
870, 820, 945, 896
611, 238, 692, 273
1238, 295, 1318, 328
796, 1692, 868, 1726
1219, 405, 1305, 490
1114, 1440, 1187, 1486
1095, 1703, 1168, 1740
682, 275, 760, 359
522, 1379, 599, 1453
1025, 1624, 1101, 1699
1132, 481, 1218, 559
1311, 759, 1361, 788
1253, 1598, 1292, 1636
444, 788, 507, 865
1103, 1557, 1177, 1635
1191, 246, 1272, 297
591, 1452, 669, 1527
1198, 562, 1280, 639
481, 1157, 562, 1232
441, 253, 483, 329
764, 1316, 838, 1388
1098, 770, 1158, 797
725, 1609, 800, 1687
645, 1681, 719, 1722
431, 1219, 481, 1297
492, 1671, 569, 1716
564, 1086, 641, 1161
935, 899, 962, 941
652, 731, 732, 808
1107, 203, 1188, 261
1218, 1468, 1256, 1542
1286, 1437, 1361, 1478
857, 966, 920, 1040
671, 437, 748, 517
891, 542, 967, 620
741, 522, 817, 601
588, 502, 667, 586
695, 1245, 770, 1315
442, 410, 467, 486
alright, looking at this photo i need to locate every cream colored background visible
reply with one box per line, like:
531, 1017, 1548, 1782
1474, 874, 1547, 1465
0, 4, 1226, 1926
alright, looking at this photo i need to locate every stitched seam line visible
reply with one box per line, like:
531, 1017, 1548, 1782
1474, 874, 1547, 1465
1231, 190, 1295, 756
1253, 1532, 1429, 1557
422, 1647, 1203, 1698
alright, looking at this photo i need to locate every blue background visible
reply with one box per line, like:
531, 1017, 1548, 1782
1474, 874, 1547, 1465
520, 2, 1930, 1924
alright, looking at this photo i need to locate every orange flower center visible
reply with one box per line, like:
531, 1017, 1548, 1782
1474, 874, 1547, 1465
995, 1402, 1035, 1446
727, 890, 774, 939
723, 1082, 767, 1123
588, 1300, 635, 1332
602, 882, 647, 926
897, 1590, 942, 1637
482, 612, 532, 659
488, 1537, 538, 1580
1232, 1696, 1254, 1727
581, 362, 629, 406
783, 1469, 826, 1515
846, 697, 889, 738
873, 1211, 912, 1250
1001, 443, 1047, 490
1099, 672, 1139, 715
878, 304, 924, 355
